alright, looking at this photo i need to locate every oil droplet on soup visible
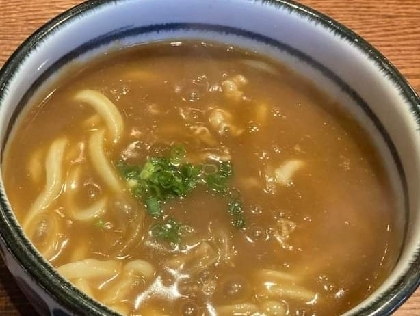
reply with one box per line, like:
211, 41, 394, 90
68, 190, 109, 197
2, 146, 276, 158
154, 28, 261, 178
3, 41, 402, 316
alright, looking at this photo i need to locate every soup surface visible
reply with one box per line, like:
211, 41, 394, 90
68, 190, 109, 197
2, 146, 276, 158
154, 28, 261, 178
3, 41, 402, 316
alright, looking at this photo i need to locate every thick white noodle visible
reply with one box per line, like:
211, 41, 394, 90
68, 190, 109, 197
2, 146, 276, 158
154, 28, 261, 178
65, 166, 107, 222
65, 141, 85, 164
73, 278, 94, 298
82, 114, 101, 129
24, 211, 67, 262
23, 137, 67, 231
102, 275, 136, 306
256, 282, 317, 303
216, 303, 259, 316
124, 259, 155, 279
89, 129, 122, 193
255, 269, 299, 283
102, 277, 134, 305
217, 300, 287, 316
57, 259, 120, 280
68, 241, 89, 263
259, 300, 287, 316
254, 269, 317, 303
28, 148, 43, 183
70, 198, 107, 222
166, 241, 218, 275
75, 90, 123, 143
102, 260, 155, 305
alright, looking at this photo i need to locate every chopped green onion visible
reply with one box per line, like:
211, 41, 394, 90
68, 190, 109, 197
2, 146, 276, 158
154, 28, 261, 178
151, 218, 183, 246
117, 144, 246, 245
116, 160, 142, 180
145, 196, 162, 218
206, 161, 233, 193
116, 145, 201, 216
140, 161, 159, 180
228, 198, 246, 228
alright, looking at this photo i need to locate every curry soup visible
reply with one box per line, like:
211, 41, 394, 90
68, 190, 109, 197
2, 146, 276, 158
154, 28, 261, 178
3, 41, 402, 316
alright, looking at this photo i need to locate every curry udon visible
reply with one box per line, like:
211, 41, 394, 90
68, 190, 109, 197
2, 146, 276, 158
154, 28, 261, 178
2, 41, 402, 316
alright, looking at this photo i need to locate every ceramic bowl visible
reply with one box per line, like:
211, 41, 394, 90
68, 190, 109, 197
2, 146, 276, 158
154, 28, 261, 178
0, 0, 419, 315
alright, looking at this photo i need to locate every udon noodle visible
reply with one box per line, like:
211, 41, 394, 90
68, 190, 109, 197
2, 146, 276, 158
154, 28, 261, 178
3, 41, 402, 315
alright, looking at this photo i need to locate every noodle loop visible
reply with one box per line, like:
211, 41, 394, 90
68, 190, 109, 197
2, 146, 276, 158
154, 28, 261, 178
75, 90, 123, 144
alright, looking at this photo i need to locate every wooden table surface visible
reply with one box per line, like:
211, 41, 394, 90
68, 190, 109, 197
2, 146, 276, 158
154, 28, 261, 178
0, 0, 419, 315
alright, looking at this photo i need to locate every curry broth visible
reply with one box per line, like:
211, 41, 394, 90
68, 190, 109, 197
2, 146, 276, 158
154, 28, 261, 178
3, 41, 401, 316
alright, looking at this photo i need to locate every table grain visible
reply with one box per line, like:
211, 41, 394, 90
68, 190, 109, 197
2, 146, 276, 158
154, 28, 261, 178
0, 0, 419, 315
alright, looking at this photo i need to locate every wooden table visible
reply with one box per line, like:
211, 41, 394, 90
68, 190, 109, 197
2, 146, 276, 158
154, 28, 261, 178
0, 0, 419, 314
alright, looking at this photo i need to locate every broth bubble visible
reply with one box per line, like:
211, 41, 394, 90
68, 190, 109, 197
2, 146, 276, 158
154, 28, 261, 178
179, 300, 202, 316
220, 275, 252, 302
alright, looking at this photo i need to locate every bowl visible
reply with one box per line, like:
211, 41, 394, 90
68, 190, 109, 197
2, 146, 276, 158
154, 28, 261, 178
0, 0, 419, 315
